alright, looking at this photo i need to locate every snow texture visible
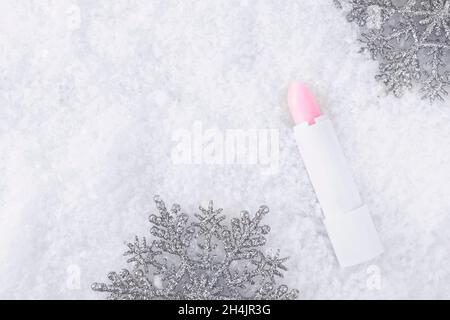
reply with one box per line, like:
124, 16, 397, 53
0, 0, 449, 299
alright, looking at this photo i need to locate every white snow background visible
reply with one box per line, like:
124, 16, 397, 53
0, 0, 450, 299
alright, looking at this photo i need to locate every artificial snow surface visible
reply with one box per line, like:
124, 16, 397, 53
0, 0, 449, 299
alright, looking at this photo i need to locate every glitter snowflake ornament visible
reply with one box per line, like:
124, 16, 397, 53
336, 0, 450, 102
92, 196, 298, 300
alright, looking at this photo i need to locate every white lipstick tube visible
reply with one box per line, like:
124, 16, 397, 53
294, 116, 383, 267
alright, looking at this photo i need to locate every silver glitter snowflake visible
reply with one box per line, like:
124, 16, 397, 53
92, 196, 298, 300
336, 0, 450, 102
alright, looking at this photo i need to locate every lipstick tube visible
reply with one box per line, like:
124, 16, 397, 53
289, 83, 383, 267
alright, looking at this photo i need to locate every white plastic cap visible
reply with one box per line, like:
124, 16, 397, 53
323, 205, 383, 267
293, 118, 383, 267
